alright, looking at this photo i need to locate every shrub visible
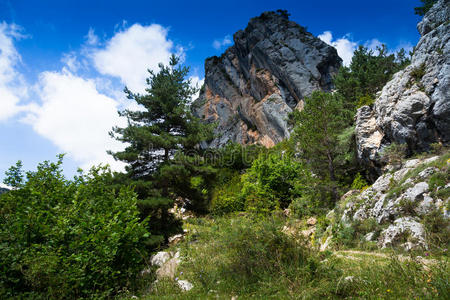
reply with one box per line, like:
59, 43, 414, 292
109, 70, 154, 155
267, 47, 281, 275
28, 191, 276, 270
381, 143, 408, 166
423, 208, 450, 251
210, 173, 244, 215
351, 173, 369, 190
430, 142, 446, 155
356, 94, 375, 108
429, 172, 447, 191
410, 63, 426, 82
240, 152, 308, 213
414, 0, 437, 16
0, 157, 150, 299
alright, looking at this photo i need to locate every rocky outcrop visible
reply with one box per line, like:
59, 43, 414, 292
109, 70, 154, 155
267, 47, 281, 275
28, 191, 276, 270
356, 0, 450, 172
192, 10, 342, 148
328, 153, 449, 251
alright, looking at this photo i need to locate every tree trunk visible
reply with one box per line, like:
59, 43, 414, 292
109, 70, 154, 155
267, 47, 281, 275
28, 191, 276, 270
326, 150, 338, 201
164, 148, 169, 162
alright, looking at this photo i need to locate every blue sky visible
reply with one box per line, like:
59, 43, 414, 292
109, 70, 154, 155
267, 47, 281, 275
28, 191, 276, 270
0, 0, 423, 182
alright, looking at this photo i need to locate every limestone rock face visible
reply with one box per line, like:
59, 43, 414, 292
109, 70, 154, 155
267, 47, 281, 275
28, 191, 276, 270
192, 11, 342, 148
333, 154, 449, 251
355, 0, 450, 173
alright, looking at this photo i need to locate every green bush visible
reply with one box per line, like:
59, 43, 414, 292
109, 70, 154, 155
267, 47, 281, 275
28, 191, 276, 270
381, 143, 408, 166
429, 172, 447, 191
240, 152, 307, 213
410, 63, 426, 82
423, 208, 450, 251
351, 173, 369, 190
0, 157, 150, 299
356, 94, 375, 108
210, 172, 244, 215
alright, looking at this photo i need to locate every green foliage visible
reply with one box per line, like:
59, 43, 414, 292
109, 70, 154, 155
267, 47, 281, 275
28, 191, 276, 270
423, 208, 450, 251
153, 216, 341, 298
381, 142, 408, 166
290, 91, 353, 199
240, 152, 308, 213
410, 63, 426, 82
356, 94, 375, 108
145, 215, 449, 299
430, 142, 446, 155
414, 0, 437, 16
3, 160, 24, 188
290, 194, 324, 218
107, 55, 214, 232
351, 173, 369, 190
109, 55, 213, 176
334, 45, 410, 112
0, 157, 150, 299
210, 172, 244, 215
429, 172, 447, 190
107, 173, 181, 248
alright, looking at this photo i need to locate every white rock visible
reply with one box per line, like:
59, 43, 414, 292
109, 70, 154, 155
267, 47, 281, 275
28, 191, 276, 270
378, 217, 427, 249
417, 167, 438, 179
371, 174, 392, 193
422, 156, 440, 165
168, 234, 184, 244
416, 195, 435, 215
404, 159, 422, 169
156, 256, 180, 279
344, 276, 355, 282
151, 251, 171, 267
404, 182, 429, 201
364, 232, 375, 241
177, 280, 193, 291
320, 236, 332, 252
393, 167, 412, 181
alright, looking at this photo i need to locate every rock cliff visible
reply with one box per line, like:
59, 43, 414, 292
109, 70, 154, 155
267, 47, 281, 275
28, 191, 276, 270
322, 153, 449, 251
192, 10, 342, 148
356, 0, 450, 173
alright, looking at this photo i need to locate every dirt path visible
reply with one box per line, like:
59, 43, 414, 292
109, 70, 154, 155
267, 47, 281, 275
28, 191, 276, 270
333, 250, 438, 270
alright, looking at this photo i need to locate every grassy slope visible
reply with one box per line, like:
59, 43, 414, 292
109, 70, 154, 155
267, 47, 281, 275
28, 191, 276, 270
127, 214, 449, 299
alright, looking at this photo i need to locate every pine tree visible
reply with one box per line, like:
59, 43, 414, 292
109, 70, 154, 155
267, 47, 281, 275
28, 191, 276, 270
334, 45, 410, 112
109, 55, 211, 178
414, 0, 437, 16
290, 91, 351, 201
109, 55, 212, 245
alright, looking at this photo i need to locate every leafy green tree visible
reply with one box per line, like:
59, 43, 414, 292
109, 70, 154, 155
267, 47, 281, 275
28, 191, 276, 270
334, 45, 410, 112
414, 0, 437, 16
0, 157, 149, 299
290, 91, 351, 200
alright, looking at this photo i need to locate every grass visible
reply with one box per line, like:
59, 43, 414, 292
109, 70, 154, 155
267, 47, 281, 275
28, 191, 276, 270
129, 214, 450, 299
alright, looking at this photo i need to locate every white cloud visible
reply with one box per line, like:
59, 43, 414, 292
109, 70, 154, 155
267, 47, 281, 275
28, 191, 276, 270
212, 35, 232, 50
24, 70, 127, 171
85, 28, 99, 46
61, 52, 81, 73
91, 23, 177, 93
364, 38, 383, 52
0, 22, 28, 121
318, 31, 357, 66
189, 76, 204, 101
